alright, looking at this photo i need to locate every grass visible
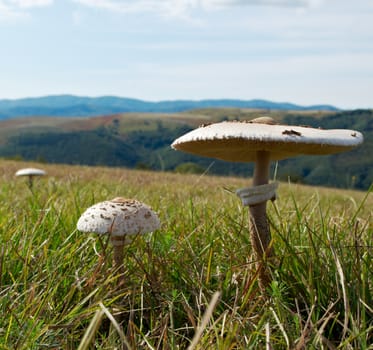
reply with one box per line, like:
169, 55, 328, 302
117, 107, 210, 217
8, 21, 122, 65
0, 159, 372, 349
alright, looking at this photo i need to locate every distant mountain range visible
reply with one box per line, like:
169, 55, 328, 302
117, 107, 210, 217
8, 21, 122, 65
0, 95, 339, 119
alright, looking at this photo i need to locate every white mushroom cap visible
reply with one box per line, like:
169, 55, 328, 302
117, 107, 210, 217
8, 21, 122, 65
171, 120, 364, 162
77, 197, 160, 237
15, 168, 47, 176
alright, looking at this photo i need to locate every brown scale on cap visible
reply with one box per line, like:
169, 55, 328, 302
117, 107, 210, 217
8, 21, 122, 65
282, 129, 302, 136
100, 213, 112, 220
199, 123, 213, 128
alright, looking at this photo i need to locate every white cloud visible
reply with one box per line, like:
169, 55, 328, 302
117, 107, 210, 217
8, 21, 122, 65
0, 0, 52, 21
72, 0, 320, 17
9, 0, 53, 8
201, 0, 313, 8
71, 0, 202, 22
0, 2, 23, 19
73, 0, 169, 13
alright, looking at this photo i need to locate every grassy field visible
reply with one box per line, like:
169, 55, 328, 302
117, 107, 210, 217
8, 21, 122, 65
0, 160, 371, 349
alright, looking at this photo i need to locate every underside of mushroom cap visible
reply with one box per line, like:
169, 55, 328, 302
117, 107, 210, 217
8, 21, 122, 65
77, 197, 160, 236
171, 121, 364, 162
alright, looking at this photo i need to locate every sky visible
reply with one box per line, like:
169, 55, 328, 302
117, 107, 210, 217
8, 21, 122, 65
0, 0, 372, 109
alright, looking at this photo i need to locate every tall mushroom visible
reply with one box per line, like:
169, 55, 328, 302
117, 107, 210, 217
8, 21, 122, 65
77, 197, 160, 281
15, 167, 46, 189
171, 117, 363, 290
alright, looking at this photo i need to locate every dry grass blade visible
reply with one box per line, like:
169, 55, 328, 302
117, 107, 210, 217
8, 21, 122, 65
293, 303, 315, 350
265, 322, 273, 350
187, 291, 221, 350
327, 233, 350, 340
99, 302, 134, 350
314, 313, 338, 350
77, 308, 105, 350
270, 306, 290, 348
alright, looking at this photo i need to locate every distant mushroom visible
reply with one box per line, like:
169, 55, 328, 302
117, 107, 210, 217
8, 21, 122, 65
171, 117, 363, 290
77, 197, 160, 281
15, 167, 46, 189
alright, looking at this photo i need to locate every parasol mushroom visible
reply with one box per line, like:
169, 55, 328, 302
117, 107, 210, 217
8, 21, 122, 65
15, 167, 46, 189
171, 117, 364, 290
77, 197, 160, 282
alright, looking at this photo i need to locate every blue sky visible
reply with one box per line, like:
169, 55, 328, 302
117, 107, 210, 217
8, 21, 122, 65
0, 0, 372, 109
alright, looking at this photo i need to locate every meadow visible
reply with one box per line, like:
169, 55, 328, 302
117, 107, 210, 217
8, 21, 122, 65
0, 160, 371, 349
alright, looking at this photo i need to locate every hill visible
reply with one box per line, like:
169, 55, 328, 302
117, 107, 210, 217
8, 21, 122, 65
0, 95, 338, 119
0, 108, 371, 190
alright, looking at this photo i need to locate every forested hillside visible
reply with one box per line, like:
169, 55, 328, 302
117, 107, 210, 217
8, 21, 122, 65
0, 95, 338, 119
0, 109, 371, 190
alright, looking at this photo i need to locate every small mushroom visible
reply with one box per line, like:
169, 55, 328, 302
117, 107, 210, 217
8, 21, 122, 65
77, 197, 160, 281
15, 167, 46, 189
171, 117, 363, 290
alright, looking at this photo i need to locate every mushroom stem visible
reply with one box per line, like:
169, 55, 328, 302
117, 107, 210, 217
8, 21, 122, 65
28, 175, 33, 189
110, 236, 126, 284
249, 150, 273, 290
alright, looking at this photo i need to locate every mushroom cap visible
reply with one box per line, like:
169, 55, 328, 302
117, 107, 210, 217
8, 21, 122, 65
171, 120, 364, 162
15, 168, 47, 177
76, 197, 160, 237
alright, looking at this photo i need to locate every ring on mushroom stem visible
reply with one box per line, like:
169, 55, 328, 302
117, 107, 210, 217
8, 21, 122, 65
77, 197, 160, 285
171, 116, 364, 291
236, 182, 279, 206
